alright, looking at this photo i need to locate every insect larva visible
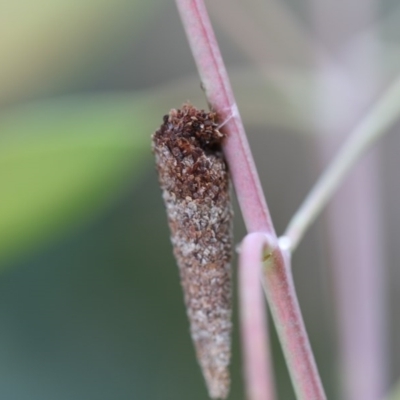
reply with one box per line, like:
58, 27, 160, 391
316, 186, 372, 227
152, 104, 233, 399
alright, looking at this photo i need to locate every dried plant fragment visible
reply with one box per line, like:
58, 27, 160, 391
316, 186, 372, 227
152, 104, 233, 399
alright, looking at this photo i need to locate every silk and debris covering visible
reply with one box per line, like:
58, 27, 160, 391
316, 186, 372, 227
152, 104, 233, 399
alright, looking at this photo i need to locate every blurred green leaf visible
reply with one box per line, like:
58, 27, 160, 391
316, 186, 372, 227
0, 0, 157, 103
0, 94, 154, 264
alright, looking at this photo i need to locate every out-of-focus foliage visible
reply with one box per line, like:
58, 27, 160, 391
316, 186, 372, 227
0, 95, 153, 264
0, 0, 155, 104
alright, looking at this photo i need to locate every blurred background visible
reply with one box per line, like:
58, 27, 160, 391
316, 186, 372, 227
1, 0, 400, 399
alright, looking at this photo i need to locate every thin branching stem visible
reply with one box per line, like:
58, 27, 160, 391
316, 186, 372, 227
262, 238, 326, 400
175, 0, 274, 235
239, 233, 276, 400
284, 76, 400, 252
175, 1, 327, 399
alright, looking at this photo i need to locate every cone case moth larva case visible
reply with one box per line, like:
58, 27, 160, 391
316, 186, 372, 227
152, 104, 233, 399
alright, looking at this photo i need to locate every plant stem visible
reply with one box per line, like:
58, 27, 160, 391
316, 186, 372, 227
284, 75, 400, 252
239, 233, 276, 400
310, 3, 388, 399
262, 238, 327, 400
175, 1, 327, 399
175, 0, 274, 235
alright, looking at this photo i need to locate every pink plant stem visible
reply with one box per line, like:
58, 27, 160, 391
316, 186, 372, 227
263, 240, 326, 400
175, 0, 273, 235
239, 233, 276, 400
311, 2, 387, 399
175, 1, 327, 399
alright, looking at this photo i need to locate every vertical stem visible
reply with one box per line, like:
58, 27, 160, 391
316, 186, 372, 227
262, 242, 326, 400
239, 233, 276, 400
175, 1, 327, 398
310, 1, 387, 398
321, 148, 387, 400
175, 0, 274, 235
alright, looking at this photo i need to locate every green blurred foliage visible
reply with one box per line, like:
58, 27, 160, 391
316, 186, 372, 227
0, 95, 153, 264
0, 0, 160, 262
0, 0, 155, 104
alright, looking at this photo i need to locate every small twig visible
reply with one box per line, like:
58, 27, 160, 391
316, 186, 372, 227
175, 0, 274, 235
284, 76, 400, 252
262, 238, 327, 400
175, 1, 327, 399
239, 233, 276, 400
